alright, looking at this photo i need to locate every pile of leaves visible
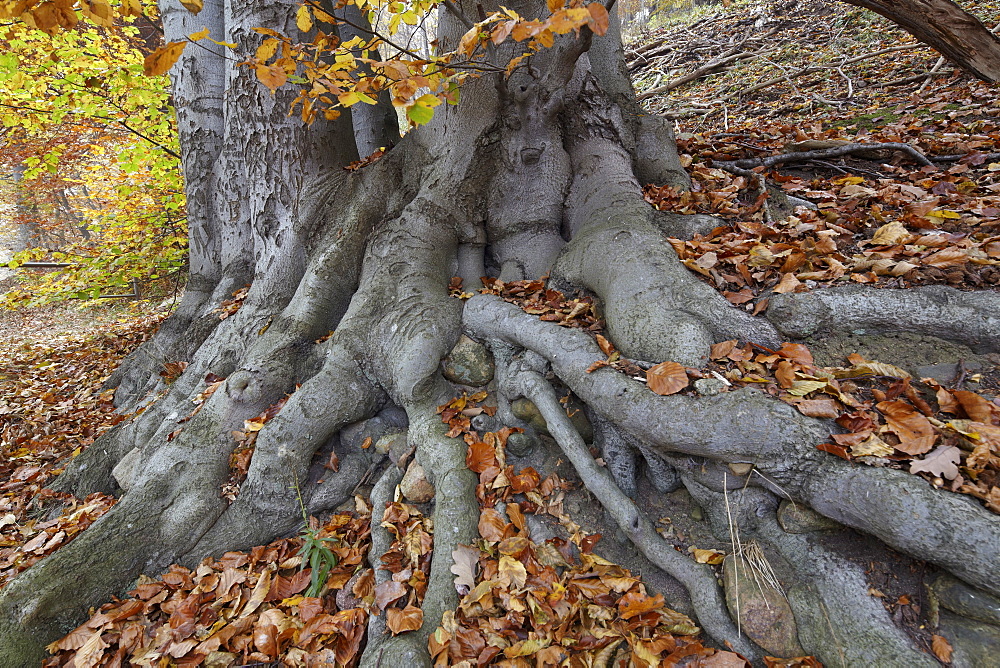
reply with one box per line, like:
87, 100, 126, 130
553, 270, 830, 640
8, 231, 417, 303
0, 491, 116, 590
0, 311, 163, 582
450, 276, 604, 333
648, 132, 1000, 306
44, 510, 374, 667
432, 393, 784, 666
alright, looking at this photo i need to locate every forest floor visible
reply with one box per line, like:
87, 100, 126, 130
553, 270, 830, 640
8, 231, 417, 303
1, 0, 999, 665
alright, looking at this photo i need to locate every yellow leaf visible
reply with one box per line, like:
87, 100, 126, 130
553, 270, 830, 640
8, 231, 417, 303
180, 0, 203, 14
869, 221, 910, 245
189, 27, 210, 41
787, 379, 828, 396
256, 38, 280, 62
691, 548, 725, 564
338, 91, 361, 106
122, 0, 143, 17
296, 5, 313, 32
143, 41, 186, 76
547, 0, 562, 11
926, 209, 961, 219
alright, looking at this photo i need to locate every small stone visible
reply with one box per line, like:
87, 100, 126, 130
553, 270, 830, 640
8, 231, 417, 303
511, 398, 548, 432
400, 461, 434, 503
112, 448, 142, 491
723, 555, 805, 658
777, 500, 842, 533
336, 570, 364, 610
728, 462, 753, 476
690, 506, 704, 521
916, 362, 982, 385
442, 335, 495, 387
511, 397, 593, 442
505, 432, 536, 456
376, 431, 406, 457
694, 378, 726, 396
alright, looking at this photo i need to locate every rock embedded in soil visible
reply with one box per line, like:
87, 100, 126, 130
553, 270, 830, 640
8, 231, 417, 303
777, 500, 843, 534
442, 335, 495, 387
723, 554, 805, 658
511, 397, 593, 442
400, 461, 434, 503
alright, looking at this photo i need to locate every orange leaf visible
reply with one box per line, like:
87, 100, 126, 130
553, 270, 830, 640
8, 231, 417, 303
646, 361, 689, 396
931, 634, 953, 663
953, 390, 997, 423
587, 2, 609, 35
478, 508, 508, 542
877, 400, 937, 455
776, 343, 814, 366
618, 589, 665, 619
143, 41, 186, 76
386, 605, 423, 635
466, 441, 496, 473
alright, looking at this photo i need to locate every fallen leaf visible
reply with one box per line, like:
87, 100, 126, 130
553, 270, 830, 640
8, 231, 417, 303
909, 445, 961, 480
646, 361, 689, 395
931, 634, 953, 663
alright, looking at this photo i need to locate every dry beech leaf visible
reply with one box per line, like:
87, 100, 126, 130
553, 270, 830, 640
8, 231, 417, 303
386, 605, 423, 635
931, 634, 953, 663
646, 361, 689, 396
910, 445, 961, 480
869, 221, 911, 245
877, 400, 937, 455
374, 580, 406, 610
952, 390, 997, 423
792, 398, 841, 419
477, 508, 507, 542
772, 272, 801, 294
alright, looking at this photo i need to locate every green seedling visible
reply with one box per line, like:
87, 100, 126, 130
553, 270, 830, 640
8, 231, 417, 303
293, 479, 339, 598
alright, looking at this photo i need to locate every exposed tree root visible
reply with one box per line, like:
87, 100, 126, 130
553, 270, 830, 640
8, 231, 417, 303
683, 479, 938, 667
768, 285, 1000, 353
513, 367, 762, 660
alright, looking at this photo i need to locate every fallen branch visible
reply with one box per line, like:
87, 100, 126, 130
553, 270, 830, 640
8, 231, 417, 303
722, 44, 923, 101
718, 142, 935, 169
638, 50, 765, 100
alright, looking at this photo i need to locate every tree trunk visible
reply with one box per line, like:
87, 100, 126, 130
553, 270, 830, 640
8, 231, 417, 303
1, 0, 1000, 665
841, 0, 1000, 82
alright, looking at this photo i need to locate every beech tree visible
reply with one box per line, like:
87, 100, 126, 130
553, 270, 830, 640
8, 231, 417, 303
1, 0, 999, 665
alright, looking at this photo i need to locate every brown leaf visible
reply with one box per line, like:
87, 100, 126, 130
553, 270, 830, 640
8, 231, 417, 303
646, 361, 689, 396
877, 400, 937, 455
910, 445, 961, 480
252, 622, 278, 658
931, 634, 953, 663
477, 508, 508, 542
595, 334, 616, 357
450, 545, 478, 592
386, 605, 423, 635
374, 580, 407, 610
792, 398, 842, 419
953, 390, 997, 423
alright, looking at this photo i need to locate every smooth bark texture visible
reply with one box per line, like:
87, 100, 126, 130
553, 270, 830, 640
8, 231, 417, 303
840, 0, 1000, 82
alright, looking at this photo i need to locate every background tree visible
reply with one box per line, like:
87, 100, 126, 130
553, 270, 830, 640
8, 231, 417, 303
0, 0, 998, 666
